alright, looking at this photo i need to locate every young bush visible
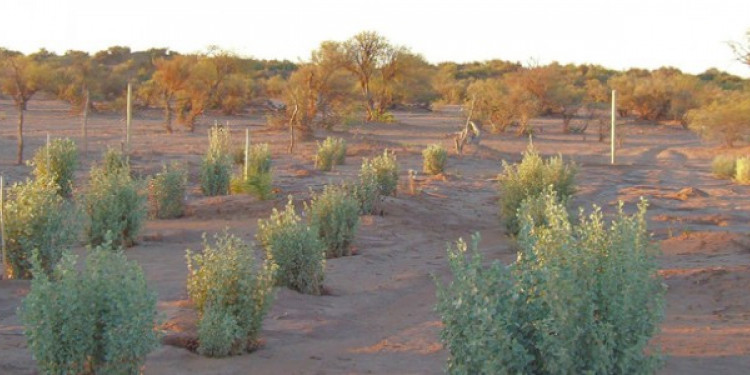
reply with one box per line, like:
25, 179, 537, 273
497, 146, 576, 235
436, 193, 664, 375
231, 143, 273, 199
351, 159, 382, 214
101, 147, 129, 177
422, 144, 447, 175
1, 178, 78, 279
256, 197, 326, 295
735, 156, 750, 184
148, 163, 187, 219
29, 138, 78, 197
315, 137, 347, 171
186, 232, 276, 357
711, 155, 736, 179
19, 238, 159, 375
85, 166, 146, 249
200, 125, 232, 196
305, 185, 360, 258
365, 149, 399, 197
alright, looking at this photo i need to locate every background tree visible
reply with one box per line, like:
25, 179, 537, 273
0, 50, 52, 164
343, 31, 389, 122
687, 91, 750, 147
151, 55, 192, 132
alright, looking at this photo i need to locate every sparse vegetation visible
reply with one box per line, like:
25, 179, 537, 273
1, 177, 78, 279
256, 197, 326, 295
186, 232, 276, 357
29, 138, 78, 197
148, 163, 187, 219
230, 143, 273, 199
436, 193, 664, 374
422, 144, 447, 175
306, 185, 360, 258
20, 238, 159, 374
497, 146, 576, 235
711, 155, 737, 179
315, 137, 347, 171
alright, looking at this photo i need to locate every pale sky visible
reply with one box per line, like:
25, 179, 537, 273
1, 0, 749, 77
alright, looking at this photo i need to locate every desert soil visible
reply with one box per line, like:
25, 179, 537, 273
1, 99, 749, 374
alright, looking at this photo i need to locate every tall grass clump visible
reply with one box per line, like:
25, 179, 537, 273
315, 137, 346, 171
422, 144, 447, 175
497, 146, 576, 235
19, 237, 159, 374
436, 193, 665, 375
305, 185, 360, 258
84, 164, 146, 249
365, 149, 399, 197
186, 231, 276, 357
29, 138, 78, 197
230, 143, 273, 199
200, 125, 232, 196
256, 197, 325, 295
711, 155, 736, 179
735, 156, 750, 184
1, 178, 78, 279
148, 163, 187, 219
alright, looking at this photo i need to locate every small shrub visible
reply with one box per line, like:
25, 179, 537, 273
2, 178, 78, 279
231, 143, 273, 199
315, 137, 347, 171
306, 185, 360, 258
735, 156, 750, 184
200, 125, 232, 196
101, 147, 129, 177
372, 111, 396, 123
19, 238, 159, 374
148, 163, 187, 219
711, 155, 736, 179
351, 163, 381, 215
422, 144, 447, 175
366, 149, 399, 197
436, 193, 664, 374
186, 232, 276, 357
29, 138, 78, 197
497, 146, 576, 235
256, 197, 325, 295
85, 166, 146, 249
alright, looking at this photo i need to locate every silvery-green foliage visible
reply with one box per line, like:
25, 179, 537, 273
497, 146, 576, 235
367, 149, 399, 196
148, 163, 187, 219
422, 144, 447, 175
315, 137, 346, 171
352, 160, 381, 215
101, 147, 129, 177
256, 197, 325, 295
2, 177, 78, 279
85, 165, 146, 249
231, 143, 273, 200
305, 185, 360, 258
200, 125, 232, 196
29, 138, 78, 197
437, 192, 665, 375
186, 231, 276, 357
19, 237, 159, 375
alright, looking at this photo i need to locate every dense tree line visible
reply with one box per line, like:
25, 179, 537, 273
2, 30, 750, 163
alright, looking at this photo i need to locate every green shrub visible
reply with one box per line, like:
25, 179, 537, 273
148, 163, 187, 219
101, 147, 129, 177
231, 143, 273, 199
1, 178, 78, 279
85, 166, 146, 249
315, 137, 346, 171
372, 111, 396, 123
351, 159, 381, 214
436, 194, 664, 374
712, 155, 736, 179
365, 149, 399, 197
305, 185, 360, 258
19, 238, 159, 375
422, 144, 447, 175
497, 146, 576, 235
200, 125, 232, 196
735, 156, 750, 184
29, 138, 78, 197
256, 197, 325, 295
186, 232, 276, 357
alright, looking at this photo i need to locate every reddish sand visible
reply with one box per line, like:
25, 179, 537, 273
1, 99, 749, 374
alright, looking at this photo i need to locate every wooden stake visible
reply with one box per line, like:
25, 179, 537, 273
0, 175, 6, 280
82, 88, 89, 158
244, 128, 250, 179
126, 83, 132, 162
611, 90, 616, 165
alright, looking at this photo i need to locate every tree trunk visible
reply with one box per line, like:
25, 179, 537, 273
562, 115, 572, 134
16, 103, 24, 165
164, 93, 173, 133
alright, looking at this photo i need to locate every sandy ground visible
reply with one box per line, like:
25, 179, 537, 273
1, 99, 749, 374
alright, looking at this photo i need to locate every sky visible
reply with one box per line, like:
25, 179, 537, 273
1, 0, 749, 77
